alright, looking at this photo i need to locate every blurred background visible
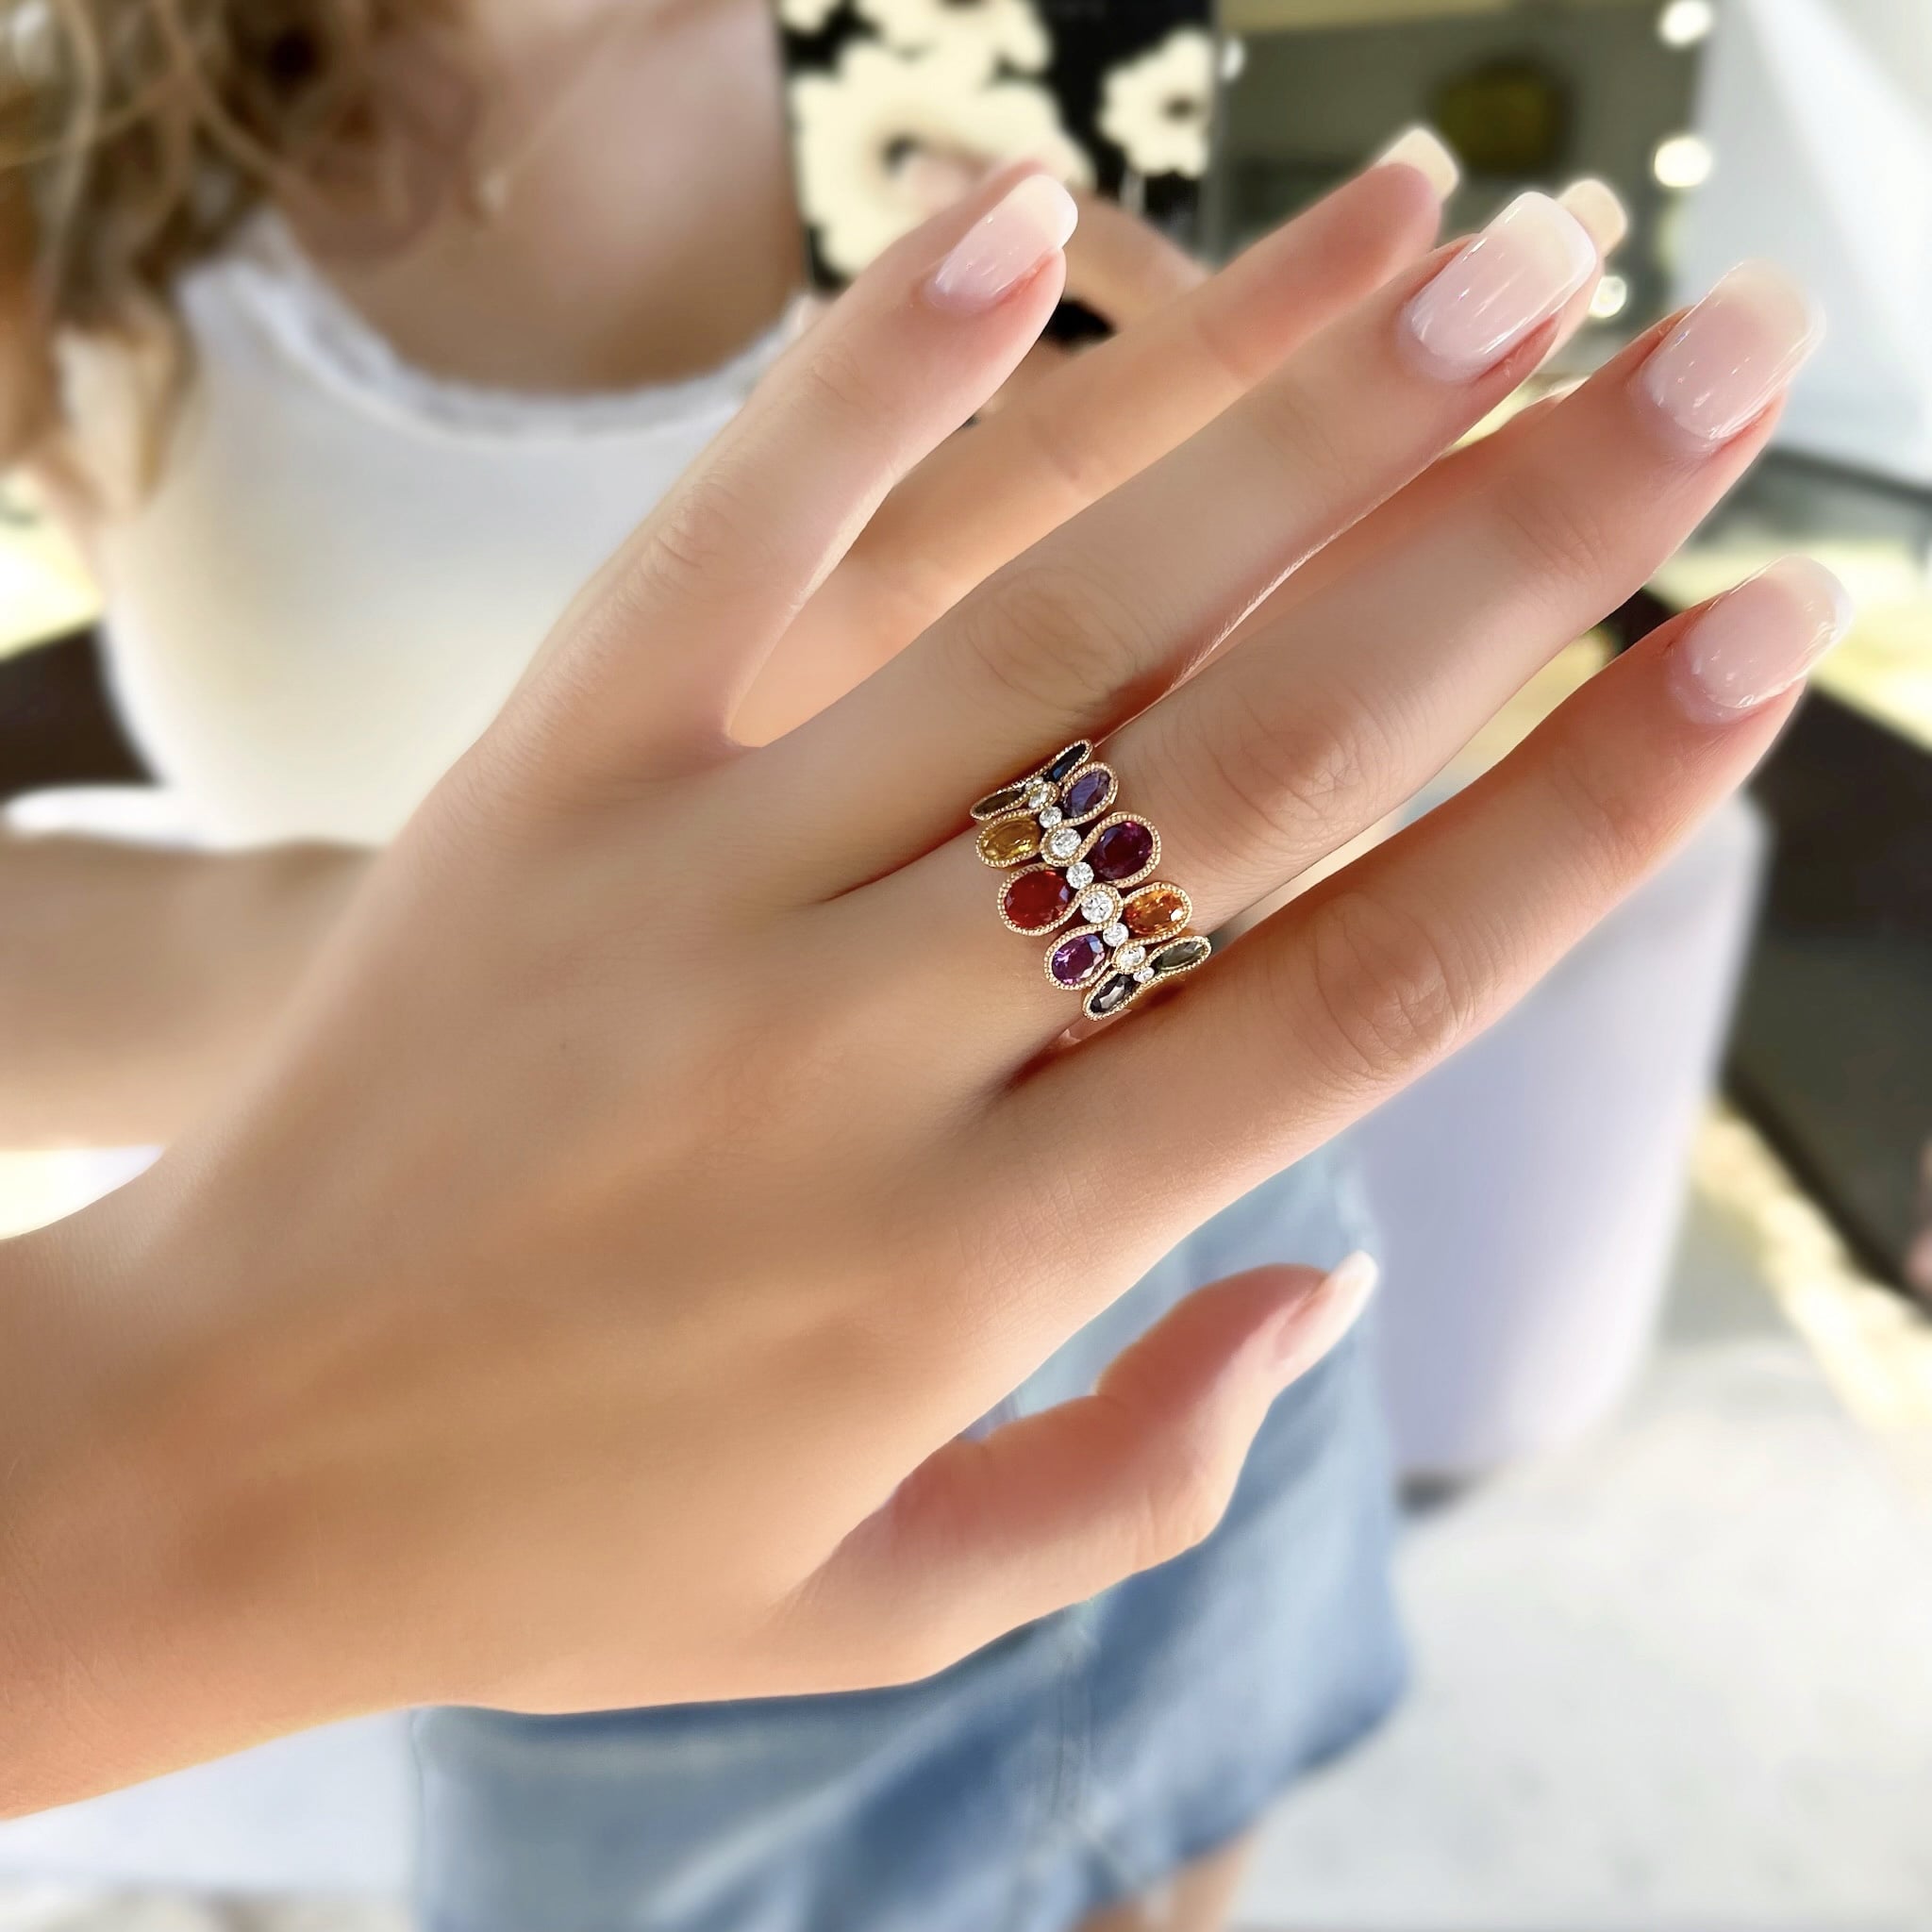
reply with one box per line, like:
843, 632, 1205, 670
2, 0, 1929, 1927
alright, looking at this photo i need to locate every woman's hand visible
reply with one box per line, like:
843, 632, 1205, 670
3, 173, 1836, 1813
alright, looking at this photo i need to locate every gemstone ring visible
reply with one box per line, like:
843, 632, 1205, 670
971, 741, 1212, 1021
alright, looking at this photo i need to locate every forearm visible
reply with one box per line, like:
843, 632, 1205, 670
0, 835, 368, 1146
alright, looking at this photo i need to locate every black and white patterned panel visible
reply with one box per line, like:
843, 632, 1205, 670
778, 0, 1219, 293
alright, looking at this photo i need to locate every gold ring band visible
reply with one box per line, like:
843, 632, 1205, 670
971, 742, 1210, 1020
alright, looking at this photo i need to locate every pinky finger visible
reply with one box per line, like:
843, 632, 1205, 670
785, 1256, 1378, 1686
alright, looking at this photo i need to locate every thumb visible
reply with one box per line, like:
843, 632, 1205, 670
791, 1254, 1378, 1687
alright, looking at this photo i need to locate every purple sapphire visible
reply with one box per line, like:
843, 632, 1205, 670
1089, 819, 1154, 883
1049, 931, 1108, 988
1061, 766, 1112, 821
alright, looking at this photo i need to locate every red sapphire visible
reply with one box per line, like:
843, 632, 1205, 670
1003, 868, 1074, 931
1049, 932, 1107, 987
1061, 766, 1112, 820
1089, 819, 1154, 883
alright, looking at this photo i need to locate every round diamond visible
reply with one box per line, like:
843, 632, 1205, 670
1103, 921, 1129, 947
1065, 860, 1094, 889
1116, 942, 1147, 972
1037, 805, 1064, 830
1045, 827, 1081, 861
1024, 783, 1054, 810
1133, 965, 1156, 983
1079, 889, 1114, 924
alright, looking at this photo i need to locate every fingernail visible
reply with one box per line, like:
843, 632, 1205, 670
1400, 192, 1596, 382
1557, 177, 1627, 255
926, 174, 1078, 315
1375, 125, 1459, 200
1671, 557, 1853, 723
1269, 1251, 1380, 1376
1637, 260, 1823, 451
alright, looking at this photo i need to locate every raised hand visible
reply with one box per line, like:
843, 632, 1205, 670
2, 171, 1838, 1815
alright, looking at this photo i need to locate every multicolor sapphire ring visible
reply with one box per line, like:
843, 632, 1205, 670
971, 741, 1211, 1021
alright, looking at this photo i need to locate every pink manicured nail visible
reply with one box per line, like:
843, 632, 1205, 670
1400, 192, 1595, 381
1374, 125, 1459, 200
1671, 557, 1852, 723
1557, 177, 1628, 255
1268, 1252, 1380, 1377
926, 175, 1078, 315
1638, 261, 1822, 450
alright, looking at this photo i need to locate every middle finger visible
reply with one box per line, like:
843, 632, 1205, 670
763, 191, 1605, 886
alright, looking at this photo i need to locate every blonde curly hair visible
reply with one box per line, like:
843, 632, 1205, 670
0, 0, 475, 471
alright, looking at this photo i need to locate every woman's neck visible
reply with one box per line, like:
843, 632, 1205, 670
296, 0, 800, 396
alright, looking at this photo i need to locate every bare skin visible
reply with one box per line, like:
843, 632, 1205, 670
1, 175, 1828, 1829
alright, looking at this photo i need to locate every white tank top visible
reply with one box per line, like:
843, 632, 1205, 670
87, 221, 789, 849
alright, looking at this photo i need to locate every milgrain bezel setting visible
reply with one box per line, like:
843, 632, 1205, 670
1043, 924, 1112, 991
975, 811, 1045, 869
969, 741, 1092, 822
1055, 761, 1119, 826
996, 862, 1079, 936
1080, 934, 1213, 1021
1072, 810, 1160, 892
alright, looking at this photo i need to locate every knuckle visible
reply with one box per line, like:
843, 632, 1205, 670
946, 562, 1152, 724
1243, 371, 1357, 493
1285, 888, 1483, 1091
1015, 395, 1119, 514
1491, 473, 1614, 590
645, 470, 774, 601
1166, 681, 1381, 872
1180, 295, 1275, 400
1541, 724, 1680, 891
795, 330, 898, 452
1134, 1432, 1235, 1568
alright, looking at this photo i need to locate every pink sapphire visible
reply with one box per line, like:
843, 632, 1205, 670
1003, 868, 1074, 931
1062, 767, 1111, 820
1089, 819, 1154, 883
1049, 932, 1107, 988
